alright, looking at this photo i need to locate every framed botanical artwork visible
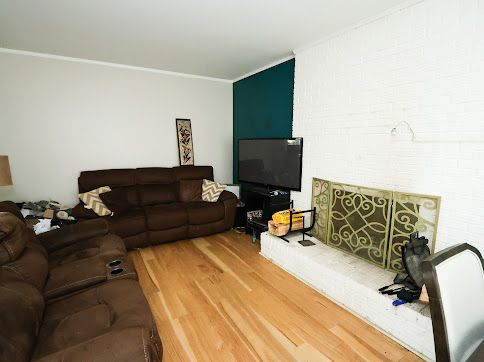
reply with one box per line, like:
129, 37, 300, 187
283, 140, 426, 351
176, 118, 194, 165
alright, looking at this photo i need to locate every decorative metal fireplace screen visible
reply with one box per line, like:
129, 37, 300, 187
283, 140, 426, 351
311, 178, 440, 272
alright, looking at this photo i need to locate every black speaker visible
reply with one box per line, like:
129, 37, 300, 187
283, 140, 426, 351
234, 205, 247, 228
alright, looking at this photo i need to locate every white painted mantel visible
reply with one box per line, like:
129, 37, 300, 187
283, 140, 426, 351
260, 232, 435, 361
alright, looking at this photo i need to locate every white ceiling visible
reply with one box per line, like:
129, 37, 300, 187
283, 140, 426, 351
0, 0, 407, 80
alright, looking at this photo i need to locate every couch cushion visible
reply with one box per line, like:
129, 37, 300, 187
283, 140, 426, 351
174, 165, 213, 181
0, 269, 45, 362
148, 226, 188, 245
145, 204, 187, 231
48, 233, 126, 268
33, 327, 161, 362
43, 304, 112, 351
136, 167, 175, 184
188, 219, 226, 238
34, 279, 158, 360
100, 188, 130, 215
6, 241, 49, 292
0, 212, 28, 265
179, 179, 202, 202
138, 184, 177, 206
0, 214, 49, 292
186, 202, 224, 225
123, 233, 149, 250
78, 169, 136, 193
71, 203, 99, 219
108, 209, 146, 237
43, 258, 108, 300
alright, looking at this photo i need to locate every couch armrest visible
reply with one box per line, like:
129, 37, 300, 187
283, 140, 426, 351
38, 218, 110, 252
34, 327, 162, 362
218, 191, 237, 229
0, 200, 24, 221
218, 190, 237, 202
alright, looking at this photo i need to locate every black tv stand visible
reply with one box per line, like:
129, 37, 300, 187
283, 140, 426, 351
241, 185, 291, 241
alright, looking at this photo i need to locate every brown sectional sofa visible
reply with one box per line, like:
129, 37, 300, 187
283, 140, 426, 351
0, 200, 130, 301
72, 165, 237, 249
0, 210, 161, 361
0, 165, 234, 361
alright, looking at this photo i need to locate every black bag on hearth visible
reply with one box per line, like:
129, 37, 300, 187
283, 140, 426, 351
379, 233, 431, 302
401, 232, 431, 289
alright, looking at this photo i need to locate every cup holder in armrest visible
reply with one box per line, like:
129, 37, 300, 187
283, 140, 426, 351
106, 258, 136, 280
107, 260, 122, 268
110, 268, 124, 276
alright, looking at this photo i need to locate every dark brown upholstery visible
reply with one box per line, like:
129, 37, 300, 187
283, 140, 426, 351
0, 212, 162, 362
145, 203, 188, 230
0, 211, 29, 264
34, 279, 160, 360
38, 218, 111, 252
0, 268, 44, 362
73, 166, 237, 249
99, 188, 130, 214
187, 201, 224, 224
0, 211, 128, 300
179, 179, 203, 202
0, 200, 24, 220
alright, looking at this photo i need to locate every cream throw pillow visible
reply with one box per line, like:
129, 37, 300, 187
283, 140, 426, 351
201, 179, 226, 202
78, 186, 112, 216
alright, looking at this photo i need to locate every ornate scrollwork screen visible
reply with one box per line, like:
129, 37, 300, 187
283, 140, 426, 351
311, 178, 440, 272
387, 193, 440, 272
311, 179, 331, 243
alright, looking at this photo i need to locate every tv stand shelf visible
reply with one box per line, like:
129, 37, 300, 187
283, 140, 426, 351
242, 186, 291, 241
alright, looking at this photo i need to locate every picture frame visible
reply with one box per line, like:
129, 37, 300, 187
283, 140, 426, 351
176, 118, 194, 166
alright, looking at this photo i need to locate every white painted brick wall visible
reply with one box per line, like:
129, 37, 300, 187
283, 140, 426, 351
292, 0, 484, 253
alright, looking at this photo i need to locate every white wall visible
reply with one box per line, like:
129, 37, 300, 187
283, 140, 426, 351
0, 52, 233, 205
293, 0, 484, 253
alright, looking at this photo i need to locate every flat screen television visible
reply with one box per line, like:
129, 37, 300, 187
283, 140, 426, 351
238, 138, 303, 191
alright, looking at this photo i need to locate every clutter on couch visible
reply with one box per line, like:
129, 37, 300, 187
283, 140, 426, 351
17, 200, 78, 232
32, 218, 60, 235
20, 200, 76, 221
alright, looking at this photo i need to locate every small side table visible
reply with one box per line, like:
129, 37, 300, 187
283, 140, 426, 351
246, 217, 268, 243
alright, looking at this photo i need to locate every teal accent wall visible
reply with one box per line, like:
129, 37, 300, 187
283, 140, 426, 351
233, 58, 295, 182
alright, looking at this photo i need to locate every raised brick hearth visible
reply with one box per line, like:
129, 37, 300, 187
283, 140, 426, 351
260, 232, 434, 360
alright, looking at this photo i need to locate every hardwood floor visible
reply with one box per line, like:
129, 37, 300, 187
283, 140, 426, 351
130, 231, 422, 362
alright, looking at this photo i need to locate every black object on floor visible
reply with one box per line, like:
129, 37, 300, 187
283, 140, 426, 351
298, 239, 315, 246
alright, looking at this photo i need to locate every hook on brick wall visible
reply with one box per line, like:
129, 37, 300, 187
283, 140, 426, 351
390, 121, 416, 141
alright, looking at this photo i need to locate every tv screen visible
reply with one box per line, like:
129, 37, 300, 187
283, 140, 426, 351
238, 138, 303, 191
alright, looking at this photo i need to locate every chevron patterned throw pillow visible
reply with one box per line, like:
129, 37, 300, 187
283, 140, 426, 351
78, 186, 113, 216
201, 179, 226, 202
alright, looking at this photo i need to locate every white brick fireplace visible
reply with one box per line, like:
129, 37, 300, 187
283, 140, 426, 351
286, 1, 484, 360
291, 0, 484, 255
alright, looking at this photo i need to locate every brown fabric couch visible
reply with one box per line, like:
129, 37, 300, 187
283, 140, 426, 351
72, 165, 237, 249
0, 211, 161, 361
0, 201, 130, 300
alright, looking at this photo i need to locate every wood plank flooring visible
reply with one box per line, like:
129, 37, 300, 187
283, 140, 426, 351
130, 231, 422, 362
